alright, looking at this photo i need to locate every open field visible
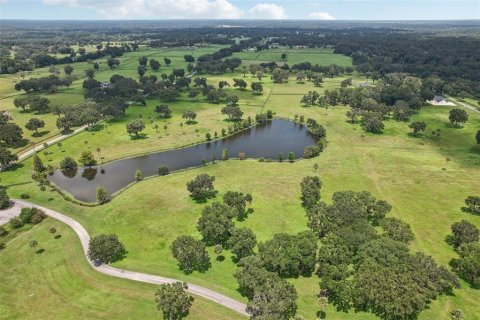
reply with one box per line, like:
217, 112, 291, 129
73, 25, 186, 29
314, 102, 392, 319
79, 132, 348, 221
1, 43, 479, 319
0, 220, 245, 319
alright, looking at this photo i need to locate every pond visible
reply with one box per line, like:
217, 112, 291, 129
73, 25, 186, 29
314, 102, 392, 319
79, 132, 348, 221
49, 119, 317, 202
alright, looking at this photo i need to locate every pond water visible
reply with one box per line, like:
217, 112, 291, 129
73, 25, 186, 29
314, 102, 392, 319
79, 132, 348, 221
49, 119, 317, 202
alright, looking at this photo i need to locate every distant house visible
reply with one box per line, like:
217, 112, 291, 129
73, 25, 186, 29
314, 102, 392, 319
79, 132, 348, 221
429, 95, 454, 106
100, 82, 112, 89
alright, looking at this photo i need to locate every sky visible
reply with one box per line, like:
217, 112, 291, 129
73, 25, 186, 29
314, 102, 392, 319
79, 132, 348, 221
0, 0, 479, 20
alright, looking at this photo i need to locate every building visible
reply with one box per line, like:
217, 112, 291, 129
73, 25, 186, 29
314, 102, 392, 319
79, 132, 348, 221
429, 95, 453, 106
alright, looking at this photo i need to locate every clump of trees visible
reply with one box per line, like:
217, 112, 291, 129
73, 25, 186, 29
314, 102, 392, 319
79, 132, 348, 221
300, 178, 459, 319
447, 220, 480, 289
88, 234, 126, 263
462, 196, 480, 216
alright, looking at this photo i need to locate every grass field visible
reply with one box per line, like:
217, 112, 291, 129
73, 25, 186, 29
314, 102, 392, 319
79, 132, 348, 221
0, 220, 245, 319
1, 46, 479, 319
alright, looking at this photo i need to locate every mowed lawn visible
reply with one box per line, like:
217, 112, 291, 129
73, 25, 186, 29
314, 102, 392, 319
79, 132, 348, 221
0, 220, 245, 320
1, 76, 479, 320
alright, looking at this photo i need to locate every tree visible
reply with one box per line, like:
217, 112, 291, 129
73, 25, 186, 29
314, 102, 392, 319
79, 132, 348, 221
449, 109, 468, 127
301, 91, 319, 106
0, 187, 10, 209
184, 55, 195, 63
135, 169, 143, 181
381, 217, 415, 244
218, 80, 230, 89
361, 113, 384, 134
126, 120, 145, 138
96, 187, 109, 204
448, 220, 479, 248
476, 130, 480, 144
60, 157, 77, 171
0, 123, 24, 147
49, 227, 57, 237
85, 68, 95, 78
0, 146, 18, 168
78, 151, 96, 167
451, 309, 464, 320
300, 176, 322, 208
222, 149, 229, 161
226, 95, 239, 107
251, 82, 263, 94
155, 282, 194, 320
25, 118, 45, 135
171, 235, 210, 273
107, 58, 120, 69
138, 56, 148, 66
393, 100, 413, 121
272, 68, 289, 83
29, 240, 38, 252
233, 79, 247, 90
64, 65, 74, 75
221, 106, 243, 121
155, 105, 171, 118
149, 59, 161, 71
33, 155, 46, 173
259, 231, 318, 278
186, 174, 216, 201
303, 145, 321, 159
288, 152, 295, 163
88, 234, 126, 263
205, 132, 211, 141
227, 227, 257, 261
197, 202, 236, 245
222, 191, 252, 219
409, 121, 427, 135
182, 111, 197, 123
450, 243, 480, 289
462, 196, 480, 215
164, 57, 171, 66
158, 166, 169, 176
137, 65, 147, 77
246, 277, 298, 320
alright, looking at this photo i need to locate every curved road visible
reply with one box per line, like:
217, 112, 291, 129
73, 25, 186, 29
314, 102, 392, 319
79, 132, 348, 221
11, 199, 249, 317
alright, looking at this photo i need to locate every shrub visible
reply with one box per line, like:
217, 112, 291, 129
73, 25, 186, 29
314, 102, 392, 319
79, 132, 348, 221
20, 193, 30, 199
60, 157, 78, 170
0, 226, 7, 236
303, 145, 321, 159
0, 187, 10, 209
9, 217, 24, 229
0, 242, 5, 250
88, 234, 127, 263
96, 187, 109, 204
19, 207, 36, 224
31, 209, 47, 224
158, 166, 169, 176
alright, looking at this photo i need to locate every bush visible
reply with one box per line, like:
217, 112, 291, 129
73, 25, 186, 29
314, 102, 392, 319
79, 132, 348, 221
60, 156, 78, 170
88, 234, 127, 263
0, 242, 5, 250
0, 226, 7, 236
0, 187, 10, 210
31, 209, 47, 224
303, 145, 321, 159
158, 166, 169, 176
96, 187, 109, 204
19, 207, 36, 224
20, 193, 30, 199
9, 217, 24, 229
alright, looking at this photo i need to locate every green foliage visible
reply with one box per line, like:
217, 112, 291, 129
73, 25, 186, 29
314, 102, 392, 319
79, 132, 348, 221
381, 217, 415, 244
450, 243, 480, 289
227, 227, 257, 261
78, 151, 96, 167
171, 235, 210, 274
0, 146, 18, 168
303, 145, 321, 159
447, 220, 479, 248
126, 120, 145, 138
449, 108, 468, 126
197, 202, 236, 245
25, 118, 45, 133
462, 196, 480, 215
361, 112, 384, 133
221, 149, 229, 161
154, 282, 193, 320
96, 187, 109, 204
222, 191, 251, 219
409, 121, 427, 135
9, 217, 24, 229
134, 169, 143, 181
59, 157, 78, 171
0, 187, 10, 209
88, 234, 126, 263
300, 176, 322, 209
33, 155, 46, 173
258, 231, 317, 278
158, 166, 169, 176
186, 174, 216, 201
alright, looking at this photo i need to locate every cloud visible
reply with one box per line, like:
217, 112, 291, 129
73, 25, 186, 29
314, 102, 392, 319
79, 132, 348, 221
309, 11, 336, 20
249, 3, 285, 19
42, 0, 243, 19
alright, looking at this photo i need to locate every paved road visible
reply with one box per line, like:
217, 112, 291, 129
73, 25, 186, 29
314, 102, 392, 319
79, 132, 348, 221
447, 96, 480, 114
8, 199, 249, 317
17, 125, 89, 161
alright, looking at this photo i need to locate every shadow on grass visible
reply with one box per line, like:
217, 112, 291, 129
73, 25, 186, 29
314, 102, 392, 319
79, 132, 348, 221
36, 249, 45, 254
54, 235, 62, 239
32, 131, 50, 138
129, 133, 149, 140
